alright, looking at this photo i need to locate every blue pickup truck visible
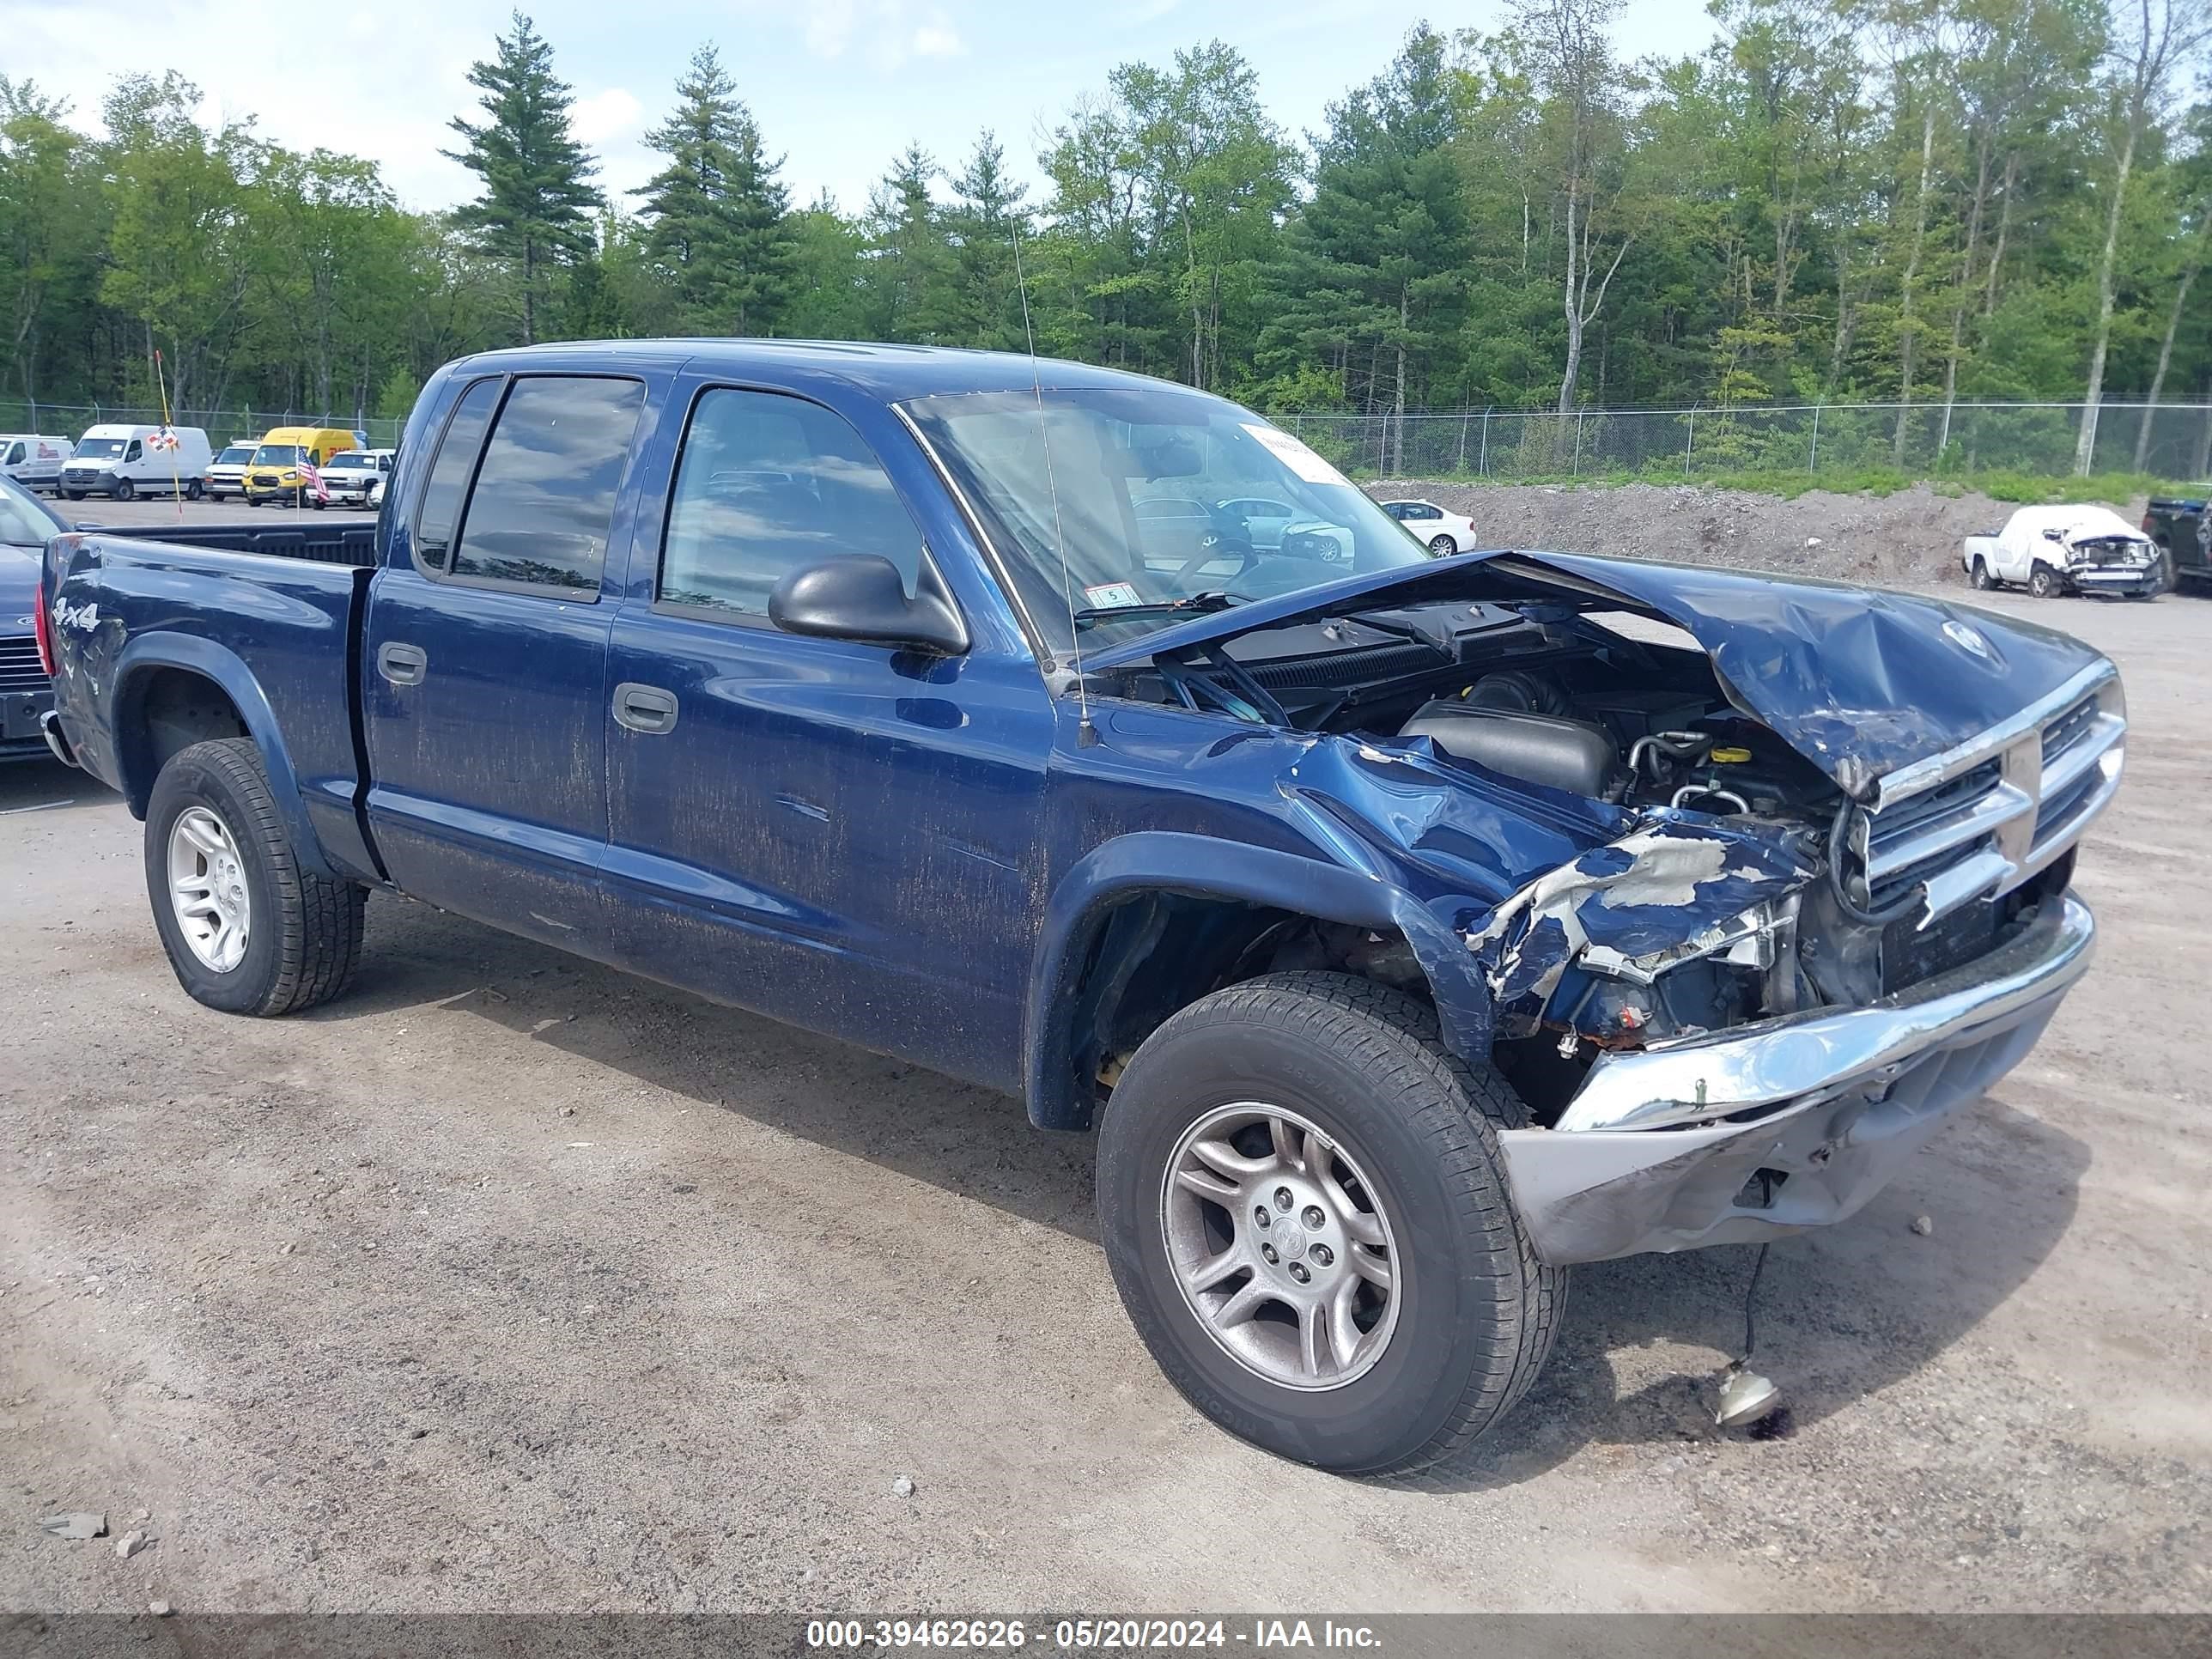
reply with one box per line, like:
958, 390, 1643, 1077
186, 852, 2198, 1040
36, 342, 2124, 1474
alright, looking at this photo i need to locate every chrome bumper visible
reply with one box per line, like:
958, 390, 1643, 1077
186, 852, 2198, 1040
1497, 895, 2094, 1265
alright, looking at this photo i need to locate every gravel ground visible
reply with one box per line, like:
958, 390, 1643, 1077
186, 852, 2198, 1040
3, 568, 2209, 1614
1370, 481, 2148, 589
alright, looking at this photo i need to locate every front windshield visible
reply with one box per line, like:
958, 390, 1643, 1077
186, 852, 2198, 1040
0, 476, 60, 545
902, 388, 1427, 650
217, 446, 252, 465
76, 437, 126, 459
252, 445, 303, 466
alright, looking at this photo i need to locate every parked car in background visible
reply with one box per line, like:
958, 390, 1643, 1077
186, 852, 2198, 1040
59, 424, 212, 501
1378, 498, 1479, 555
243, 426, 357, 507
2142, 489, 2209, 590
0, 473, 71, 763
0, 434, 74, 494
206, 443, 256, 502
39, 341, 2124, 1475
1962, 504, 2162, 599
320, 449, 394, 507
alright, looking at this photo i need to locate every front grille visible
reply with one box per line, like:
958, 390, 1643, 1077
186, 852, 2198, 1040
0, 635, 48, 693
1862, 665, 2124, 923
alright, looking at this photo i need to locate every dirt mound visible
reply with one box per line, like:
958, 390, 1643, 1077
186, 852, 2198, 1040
1368, 480, 2150, 590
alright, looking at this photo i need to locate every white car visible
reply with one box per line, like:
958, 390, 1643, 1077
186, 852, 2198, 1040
320, 448, 394, 507
1378, 497, 1478, 555
205, 443, 255, 502
1961, 504, 2161, 599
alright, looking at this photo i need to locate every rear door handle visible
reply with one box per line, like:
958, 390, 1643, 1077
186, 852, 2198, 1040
377, 641, 427, 686
613, 682, 679, 735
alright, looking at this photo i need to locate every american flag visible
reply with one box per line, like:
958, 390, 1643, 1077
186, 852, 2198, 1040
299, 456, 329, 503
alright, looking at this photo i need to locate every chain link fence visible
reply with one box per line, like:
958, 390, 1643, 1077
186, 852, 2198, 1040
1280, 401, 2212, 484
0, 399, 404, 451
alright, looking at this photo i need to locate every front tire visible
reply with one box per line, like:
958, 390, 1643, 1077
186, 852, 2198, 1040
1097, 971, 1563, 1476
2029, 562, 2061, 599
110, 478, 134, 502
144, 738, 366, 1017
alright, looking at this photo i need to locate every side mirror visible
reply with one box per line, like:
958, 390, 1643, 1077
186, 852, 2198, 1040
769, 554, 968, 655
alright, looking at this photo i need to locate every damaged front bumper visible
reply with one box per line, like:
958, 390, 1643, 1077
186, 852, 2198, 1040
1496, 893, 2094, 1265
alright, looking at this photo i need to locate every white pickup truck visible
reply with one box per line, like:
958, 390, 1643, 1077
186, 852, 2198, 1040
1963, 504, 2163, 599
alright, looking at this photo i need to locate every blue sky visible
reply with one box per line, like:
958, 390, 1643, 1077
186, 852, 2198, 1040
7, 0, 1720, 215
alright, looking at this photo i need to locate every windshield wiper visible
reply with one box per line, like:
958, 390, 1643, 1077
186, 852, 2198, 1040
1073, 591, 1243, 629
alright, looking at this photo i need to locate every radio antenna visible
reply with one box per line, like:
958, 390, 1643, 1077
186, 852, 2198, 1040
1010, 217, 1097, 746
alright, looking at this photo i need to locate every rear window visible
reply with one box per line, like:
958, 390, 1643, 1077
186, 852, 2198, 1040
447, 376, 645, 594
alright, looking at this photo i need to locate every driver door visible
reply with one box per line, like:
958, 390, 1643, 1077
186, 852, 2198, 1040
599, 380, 1045, 1090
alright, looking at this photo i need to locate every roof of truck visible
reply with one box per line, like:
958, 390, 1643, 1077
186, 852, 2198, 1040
450, 339, 1197, 402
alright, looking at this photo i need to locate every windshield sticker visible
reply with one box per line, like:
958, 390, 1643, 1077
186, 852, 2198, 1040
1240, 422, 1348, 486
1082, 582, 1142, 610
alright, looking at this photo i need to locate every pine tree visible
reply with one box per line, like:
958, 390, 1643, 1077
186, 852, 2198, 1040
860, 144, 950, 342
441, 9, 603, 344
634, 44, 793, 336
939, 131, 1030, 349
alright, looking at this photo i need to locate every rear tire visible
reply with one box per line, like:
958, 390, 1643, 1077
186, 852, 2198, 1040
143, 738, 366, 1017
1969, 557, 1996, 591
1428, 533, 1456, 556
185, 479, 204, 501
1097, 970, 1563, 1476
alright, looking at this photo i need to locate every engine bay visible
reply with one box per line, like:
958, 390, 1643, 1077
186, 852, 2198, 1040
1123, 599, 1847, 827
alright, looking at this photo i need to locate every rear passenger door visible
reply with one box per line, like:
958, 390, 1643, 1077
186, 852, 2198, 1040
362, 372, 651, 954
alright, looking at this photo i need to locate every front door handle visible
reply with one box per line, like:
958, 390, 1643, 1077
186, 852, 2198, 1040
377, 641, 427, 686
613, 682, 679, 735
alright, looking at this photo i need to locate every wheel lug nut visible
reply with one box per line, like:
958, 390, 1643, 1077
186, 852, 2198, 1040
1288, 1262, 1310, 1284
1261, 1244, 1279, 1265
1253, 1206, 1270, 1228
1301, 1205, 1325, 1231
1310, 1244, 1333, 1267
1273, 1187, 1293, 1212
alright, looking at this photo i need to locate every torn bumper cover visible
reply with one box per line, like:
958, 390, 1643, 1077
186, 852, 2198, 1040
1496, 893, 2094, 1265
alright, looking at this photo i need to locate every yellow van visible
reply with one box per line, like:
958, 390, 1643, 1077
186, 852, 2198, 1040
243, 426, 362, 508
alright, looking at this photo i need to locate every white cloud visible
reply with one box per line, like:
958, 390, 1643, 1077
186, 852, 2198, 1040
911, 20, 966, 58
804, 0, 860, 59
569, 87, 642, 144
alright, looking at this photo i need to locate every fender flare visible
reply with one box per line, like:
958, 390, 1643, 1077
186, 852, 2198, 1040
112, 632, 337, 881
1023, 830, 1492, 1130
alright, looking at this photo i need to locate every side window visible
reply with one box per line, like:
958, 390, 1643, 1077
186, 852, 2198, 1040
3, 443, 21, 465
659, 387, 922, 617
449, 376, 646, 593
412, 380, 503, 572
125, 440, 143, 463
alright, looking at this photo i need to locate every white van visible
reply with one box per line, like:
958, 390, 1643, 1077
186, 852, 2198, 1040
1, 434, 75, 492
58, 423, 214, 501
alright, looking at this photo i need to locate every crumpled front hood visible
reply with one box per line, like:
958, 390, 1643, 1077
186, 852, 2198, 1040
1086, 549, 2109, 800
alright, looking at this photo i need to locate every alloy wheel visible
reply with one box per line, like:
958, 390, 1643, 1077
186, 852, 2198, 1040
167, 806, 252, 972
1161, 1102, 1402, 1390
